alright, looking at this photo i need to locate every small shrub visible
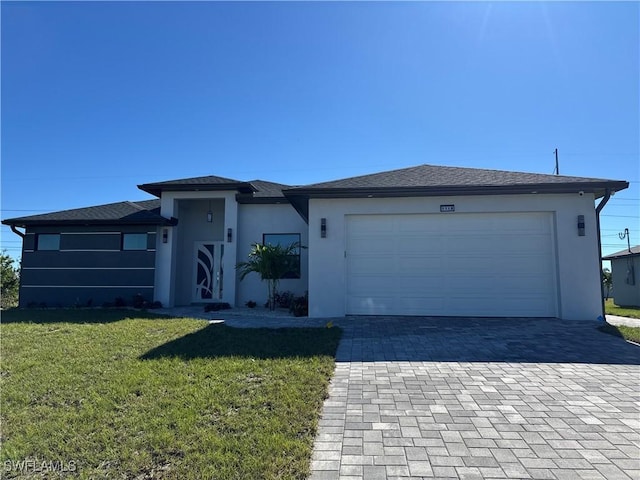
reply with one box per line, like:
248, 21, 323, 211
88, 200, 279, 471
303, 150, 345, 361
246, 300, 257, 308
132, 294, 145, 309
274, 291, 295, 309
114, 297, 127, 308
289, 292, 308, 317
204, 302, 231, 312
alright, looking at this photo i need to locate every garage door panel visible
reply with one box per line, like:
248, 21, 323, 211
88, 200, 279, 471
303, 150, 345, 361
348, 275, 393, 293
348, 236, 394, 253
396, 255, 443, 272
349, 256, 397, 274
349, 275, 443, 293
348, 216, 390, 233
346, 213, 557, 317
347, 296, 396, 315
397, 236, 444, 251
446, 257, 552, 276
396, 217, 439, 233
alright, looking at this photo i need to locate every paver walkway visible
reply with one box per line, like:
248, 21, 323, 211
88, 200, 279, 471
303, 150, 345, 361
159, 307, 640, 479
309, 317, 640, 480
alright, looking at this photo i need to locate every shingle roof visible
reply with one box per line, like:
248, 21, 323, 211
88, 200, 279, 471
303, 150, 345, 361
298, 164, 619, 190
138, 175, 256, 197
282, 164, 628, 221
2, 200, 175, 227
603, 246, 640, 259
247, 180, 291, 198
3, 164, 629, 227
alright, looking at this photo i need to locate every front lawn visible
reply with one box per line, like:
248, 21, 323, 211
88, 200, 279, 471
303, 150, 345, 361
598, 323, 640, 344
605, 298, 640, 319
1, 309, 341, 479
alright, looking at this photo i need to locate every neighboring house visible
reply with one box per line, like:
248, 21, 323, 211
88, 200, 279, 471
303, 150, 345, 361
2, 164, 628, 320
603, 246, 640, 307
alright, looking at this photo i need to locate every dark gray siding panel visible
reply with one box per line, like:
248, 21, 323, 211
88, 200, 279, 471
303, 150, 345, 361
19, 226, 158, 307
22, 251, 155, 269
24, 233, 36, 250
21, 268, 154, 287
20, 287, 155, 308
61, 233, 121, 250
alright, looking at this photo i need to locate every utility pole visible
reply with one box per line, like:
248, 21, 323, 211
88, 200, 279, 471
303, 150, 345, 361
619, 228, 631, 253
554, 148, 559, 175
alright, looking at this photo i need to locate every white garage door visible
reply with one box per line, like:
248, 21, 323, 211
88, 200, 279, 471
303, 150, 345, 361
346, 212, 558, 317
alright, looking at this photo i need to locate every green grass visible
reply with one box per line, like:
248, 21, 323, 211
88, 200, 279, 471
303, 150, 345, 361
598, 323, 640, 343
605, 298, 640, 319
0, 309, 342, 479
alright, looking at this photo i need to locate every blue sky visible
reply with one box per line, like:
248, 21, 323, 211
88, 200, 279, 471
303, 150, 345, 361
1, 1, 638, 261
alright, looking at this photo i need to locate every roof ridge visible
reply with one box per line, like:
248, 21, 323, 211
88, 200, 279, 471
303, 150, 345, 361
125, 201, 146, 211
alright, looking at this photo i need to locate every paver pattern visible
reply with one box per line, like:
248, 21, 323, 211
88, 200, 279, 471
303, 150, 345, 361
309, 317, 640, 480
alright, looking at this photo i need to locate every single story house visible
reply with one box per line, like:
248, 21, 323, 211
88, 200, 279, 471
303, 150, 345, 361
603, 246, 640, 307
3, 164, 628, 319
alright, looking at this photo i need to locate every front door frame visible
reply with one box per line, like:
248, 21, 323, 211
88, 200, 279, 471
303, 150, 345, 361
192, 240, 225, 303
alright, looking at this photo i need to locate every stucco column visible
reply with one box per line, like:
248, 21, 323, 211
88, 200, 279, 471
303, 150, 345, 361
154, 196, 177, 307
222, 192, 238, 306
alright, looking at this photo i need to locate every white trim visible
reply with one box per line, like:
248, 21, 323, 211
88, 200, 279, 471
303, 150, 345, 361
60, 249, 122, 252
23, 285, 154, 288
60, 232, 120, 235
24, 249, 34, 252
22, 267, 155, 270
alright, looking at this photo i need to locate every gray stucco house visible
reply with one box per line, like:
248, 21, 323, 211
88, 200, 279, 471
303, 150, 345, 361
3, 164, 628, 319
603, 246, 640, 307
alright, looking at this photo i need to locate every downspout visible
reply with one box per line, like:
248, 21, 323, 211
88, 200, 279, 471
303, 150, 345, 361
10, 225, 25, 239
595, 188, 611, 321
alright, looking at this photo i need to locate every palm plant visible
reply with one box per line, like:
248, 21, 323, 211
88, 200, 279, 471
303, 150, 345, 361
237, 242, 300, 310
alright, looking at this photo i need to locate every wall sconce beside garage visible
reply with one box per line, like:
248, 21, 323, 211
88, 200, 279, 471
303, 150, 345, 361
321, 218, 327, 238
577, 215, 585, 236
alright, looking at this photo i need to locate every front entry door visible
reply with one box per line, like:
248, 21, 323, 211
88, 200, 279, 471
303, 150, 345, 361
193, 241, 224, 302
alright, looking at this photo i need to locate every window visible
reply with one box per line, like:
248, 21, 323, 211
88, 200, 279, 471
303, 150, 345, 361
37, 234, 60, 251
122, 233, 148, 251
263, 233, 301, 279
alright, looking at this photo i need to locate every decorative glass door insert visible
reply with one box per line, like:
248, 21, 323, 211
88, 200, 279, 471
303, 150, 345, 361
193, 241, 224, 302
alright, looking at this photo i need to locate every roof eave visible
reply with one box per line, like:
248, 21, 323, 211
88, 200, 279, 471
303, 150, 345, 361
235, 194, 290, 205
284, 181, 629, 198
282, 180, 629, 223
138, 182, 258, 197
603, 253, 640, 260
1, 217, 178, 228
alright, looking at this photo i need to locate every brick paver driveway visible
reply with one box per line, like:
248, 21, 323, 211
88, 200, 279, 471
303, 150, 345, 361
310, 318, 640, 480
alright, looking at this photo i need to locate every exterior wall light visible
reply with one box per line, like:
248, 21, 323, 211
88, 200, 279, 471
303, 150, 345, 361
162, 228, 168, 243
577, 215, 585, 236
321, 218, 327, 238
227, 228, 233, 243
